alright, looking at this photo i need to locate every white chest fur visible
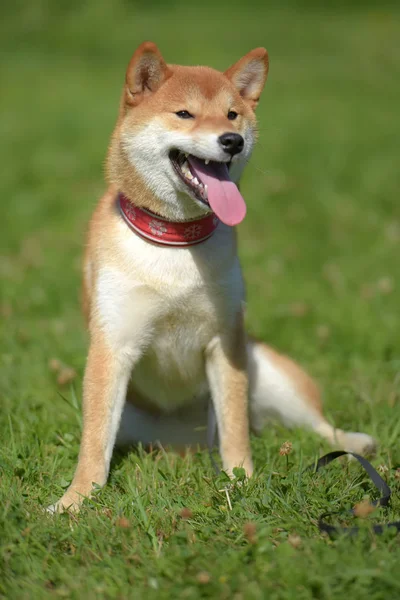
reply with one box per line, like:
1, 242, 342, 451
94, 218, 244, 410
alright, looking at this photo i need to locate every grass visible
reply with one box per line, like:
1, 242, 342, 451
1, 1, 400, 598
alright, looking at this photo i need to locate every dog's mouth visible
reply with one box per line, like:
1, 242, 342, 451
169, 150, 209, 205
169, 150, 247, 227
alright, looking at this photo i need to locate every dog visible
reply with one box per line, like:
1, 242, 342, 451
50, 42, 376, 512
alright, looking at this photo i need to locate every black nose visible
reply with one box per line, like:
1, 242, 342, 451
218, 132, 244, 156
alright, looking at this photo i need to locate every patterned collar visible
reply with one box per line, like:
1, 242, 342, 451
118, 193, 219, 247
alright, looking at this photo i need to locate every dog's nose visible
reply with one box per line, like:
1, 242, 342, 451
218, 132, 244, 156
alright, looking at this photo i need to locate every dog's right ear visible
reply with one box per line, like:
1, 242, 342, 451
125, 42, 172, 106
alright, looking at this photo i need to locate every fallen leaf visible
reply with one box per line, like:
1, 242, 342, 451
57, 367, 77, 386
49, 358, 62, 372
116, 517, 130, 529
353, 500, 375, 518
243, 522, 257, 544
288, 533, 302, 548
179, 508, 193, 520
196, 572, 211, 584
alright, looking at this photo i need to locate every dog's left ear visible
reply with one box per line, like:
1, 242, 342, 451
125, 41, 172, 106
224, 48, 269, 110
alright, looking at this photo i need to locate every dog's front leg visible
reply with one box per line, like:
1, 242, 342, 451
50, 332, 140, 513
205, 325, 253, 478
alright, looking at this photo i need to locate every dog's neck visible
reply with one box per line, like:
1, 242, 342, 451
118, 193, 220, 247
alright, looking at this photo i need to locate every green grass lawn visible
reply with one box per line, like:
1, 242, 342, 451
1, 2, 400, 598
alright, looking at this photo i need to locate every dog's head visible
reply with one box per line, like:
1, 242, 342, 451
108, 42, 269, 224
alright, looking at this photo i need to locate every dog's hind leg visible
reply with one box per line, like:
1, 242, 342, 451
247, 339, 377, 455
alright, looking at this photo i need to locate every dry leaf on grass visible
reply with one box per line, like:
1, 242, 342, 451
288, 533, 302, 548
196, 572, 211, 584
353, 500, 376, 518
116, 517, 130, 529
57, 367, 77, 386
179, 508, 193, 520
243, 522, 257, 544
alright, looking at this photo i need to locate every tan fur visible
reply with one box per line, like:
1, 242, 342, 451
206, 311, 252, 475
49, 43, 376, 514
59, 332, 118, 509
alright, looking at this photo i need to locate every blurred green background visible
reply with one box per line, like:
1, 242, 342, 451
1, 1, 399, 597
1, 0, 399, 388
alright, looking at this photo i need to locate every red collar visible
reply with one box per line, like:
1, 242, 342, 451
118, 193, 219, 247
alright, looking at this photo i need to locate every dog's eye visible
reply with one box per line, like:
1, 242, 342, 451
227, 111, 238, 120
175, 110, 194, 119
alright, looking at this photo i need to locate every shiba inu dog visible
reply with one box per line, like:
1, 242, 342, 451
51, 42, 376, 512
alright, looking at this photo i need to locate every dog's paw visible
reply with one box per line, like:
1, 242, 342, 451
47, 491, 83, 515
341, 431, 377, 457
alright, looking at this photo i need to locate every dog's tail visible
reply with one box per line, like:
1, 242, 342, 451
247, 339, 377, 456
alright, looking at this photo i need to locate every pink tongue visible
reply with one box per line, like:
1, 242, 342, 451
187, 156, 246, 226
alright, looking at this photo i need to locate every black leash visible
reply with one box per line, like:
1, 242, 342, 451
207, 402, 400, 536
307, 450, 400, 536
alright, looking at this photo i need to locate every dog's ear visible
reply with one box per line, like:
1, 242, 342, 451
125, 42, 172, 106
224, 48, 269, 110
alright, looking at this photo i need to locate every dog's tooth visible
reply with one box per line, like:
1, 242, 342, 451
186, 172, 193, 180
204, 184, 208, 194
205, 159, 210, 165
193, 177, 199, 185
